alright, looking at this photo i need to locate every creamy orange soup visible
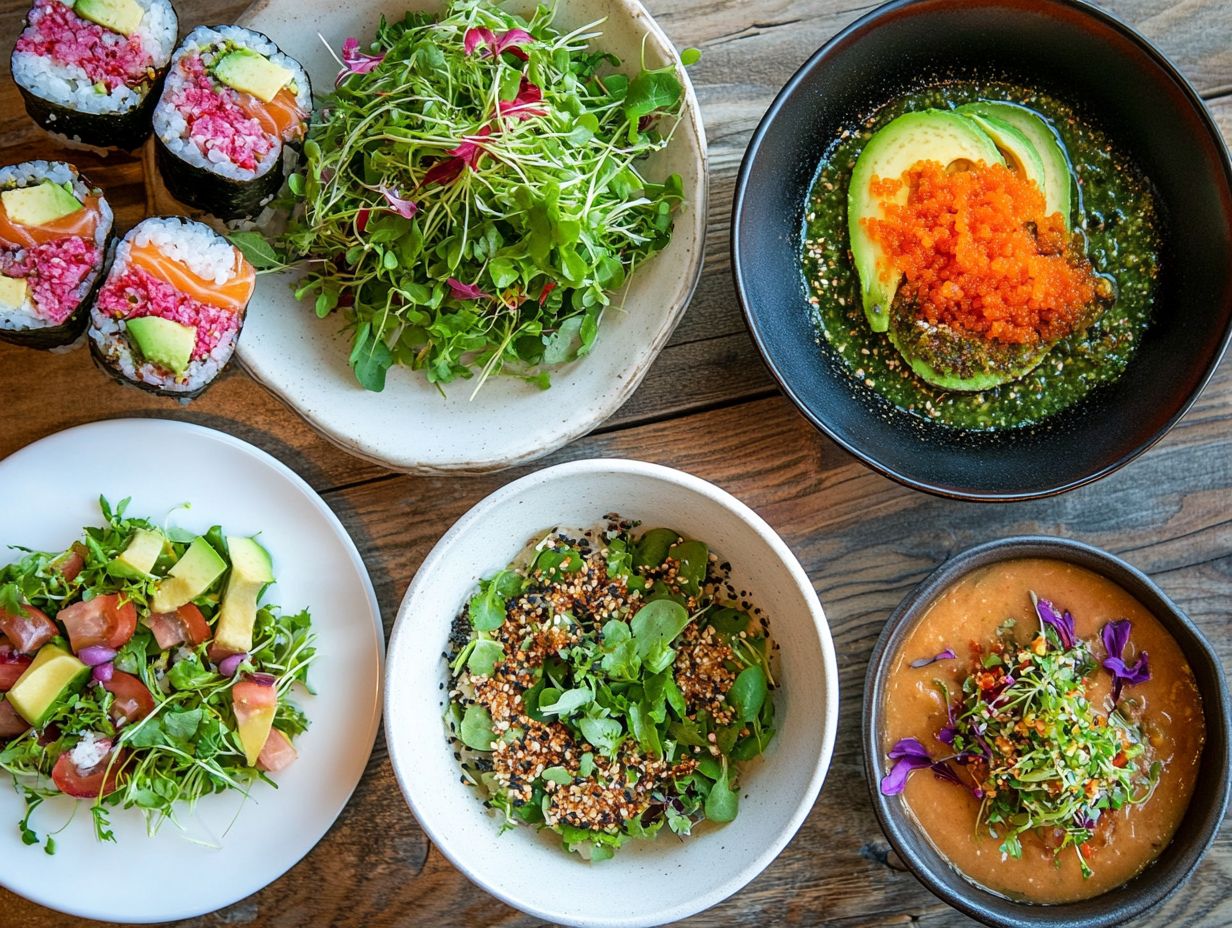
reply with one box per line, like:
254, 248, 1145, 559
882, 558, 1204, 903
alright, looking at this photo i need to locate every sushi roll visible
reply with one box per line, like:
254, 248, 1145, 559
11, 0, 178, 152
153, 26, 311, 221
89, 216, 255, 398
0, 161, 114, 350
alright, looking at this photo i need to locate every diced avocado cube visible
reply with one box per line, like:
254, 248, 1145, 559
151, 536, 227, 613
214, 536, 274, 655
214, 48, 293, 103
126, 316, 196, 376
7, 644, 89, 728
74, 0, 143, 35
0, 276, 28, 309
1, 181, 82, 227
111, 527, 165, 578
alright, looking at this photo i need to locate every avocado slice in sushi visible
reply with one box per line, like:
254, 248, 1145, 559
74, 0, 144, 36
1, 180, 82, 226
126, 316, 196, 376
848, 110, 1004, 333
214, 49, 293, 103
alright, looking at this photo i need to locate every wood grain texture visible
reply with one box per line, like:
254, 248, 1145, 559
0, 0, 1230, 926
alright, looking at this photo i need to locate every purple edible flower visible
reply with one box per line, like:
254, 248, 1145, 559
448, 278, 490, 301
379, 186, 419, 220
910, 647, 957, 669
1101, 618, 1151, 703
336, 37, 385, 87
1032, 591, 1075, 650
464, 26, 533, 61
880, 738, 933, 796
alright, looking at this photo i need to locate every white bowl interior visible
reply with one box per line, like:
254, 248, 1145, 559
234, 0, 708, 473
384, 460, 838, 928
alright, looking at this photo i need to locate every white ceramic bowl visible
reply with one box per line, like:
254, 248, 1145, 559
221, 0, 708, 474
384, 459, 838, 927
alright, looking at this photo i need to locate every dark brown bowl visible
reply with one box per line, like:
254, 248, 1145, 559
862, 536, 1231, 927
731, 0, 1232, 500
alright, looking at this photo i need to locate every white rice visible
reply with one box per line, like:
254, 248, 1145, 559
0, 160, 113, 332
11, 0, 177, 116
88, 216, 241, 394
153, 25, 311, 182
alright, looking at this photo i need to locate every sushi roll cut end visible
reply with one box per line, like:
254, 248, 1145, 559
0, 161, 114, 349
10, 0, 178, 151
90, 216, 255, 399
154, 26, 311, 222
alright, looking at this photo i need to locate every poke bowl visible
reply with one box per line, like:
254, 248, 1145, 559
731, 0, 1232, 500
382, 459, 838, 927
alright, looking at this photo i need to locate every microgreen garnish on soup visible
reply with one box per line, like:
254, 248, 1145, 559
883, 590, 1164, 878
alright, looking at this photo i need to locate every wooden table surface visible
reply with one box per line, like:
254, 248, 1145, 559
2, 0, 1230, 925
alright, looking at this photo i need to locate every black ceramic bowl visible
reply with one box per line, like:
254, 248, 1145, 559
863, 536, 1231, 927
731, 0, 1232, 501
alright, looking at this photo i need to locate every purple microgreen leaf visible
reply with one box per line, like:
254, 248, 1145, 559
910, 647, 957, 669
448, 278, 490, 301
1031, 591, 1075, 650
336, 37, 385, 87
379, 186, 419, 219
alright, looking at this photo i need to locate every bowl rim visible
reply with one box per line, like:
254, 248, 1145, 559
861, 534, 1232, 927
730, 0, 1232, 502
381, 457, 841, 927
233, 0, 710, 476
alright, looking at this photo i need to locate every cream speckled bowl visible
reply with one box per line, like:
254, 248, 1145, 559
383, 459, 838, 927
230, 0, 707, 474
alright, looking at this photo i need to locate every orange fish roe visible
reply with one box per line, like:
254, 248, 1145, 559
864, 160, 1097, 345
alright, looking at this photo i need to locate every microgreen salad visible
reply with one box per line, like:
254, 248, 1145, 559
882, 593, 1157, 878
0, 497, 316, 852
446, 519, 777, 860
233, 0, 694, 393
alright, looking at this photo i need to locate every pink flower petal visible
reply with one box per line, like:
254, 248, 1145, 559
448, 278, 490, 301
466, 26, 532, 60
336, 37, 385, 87
421, 158, 466, 187
379, 186, 419, 219
496, 78, 546, 121
492, 28, 533, 60
464, 27, 496, 56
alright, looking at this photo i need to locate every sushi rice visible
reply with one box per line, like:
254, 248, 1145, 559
0, 160, 113, 347
89, 216, 252, 397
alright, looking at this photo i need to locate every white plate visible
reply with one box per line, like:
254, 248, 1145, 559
232, 0, 708, 475
0, 419, 384, 923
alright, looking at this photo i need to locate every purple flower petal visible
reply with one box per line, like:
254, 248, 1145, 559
1101, 618, 1132, 662
448, 278, 490, 301
379, 186, 419, 219
929, 761, 962, 787
1032, 592, 1075, 650
1100, 618, 1150, 703
910, 647, 957, 669
336, 37, 385, 87
880, 738, 932, 796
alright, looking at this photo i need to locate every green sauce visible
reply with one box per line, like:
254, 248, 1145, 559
801, 82, 1161, 431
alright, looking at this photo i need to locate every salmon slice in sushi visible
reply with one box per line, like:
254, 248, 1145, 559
89, 216, 255, 398
11, 0, 177, 151
0, 161, 114, 349
153, 26, 311, 221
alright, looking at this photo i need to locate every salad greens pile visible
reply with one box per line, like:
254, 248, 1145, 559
882, 594, 1158, 878
447, 521, 777, 860
0, 497, 316, 852
234, 0, 694, 393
